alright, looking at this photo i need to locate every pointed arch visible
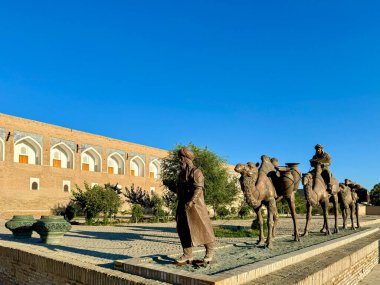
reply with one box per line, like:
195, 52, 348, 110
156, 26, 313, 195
149, 158, 161, 179
81, 147, 102, 172
0, 138, 4, 161
50, 142, 75, 169
130, 156, 145, 177
14, 136, 43, 165
107, 152, 125, 175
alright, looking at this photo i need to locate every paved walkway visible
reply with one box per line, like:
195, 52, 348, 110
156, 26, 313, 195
1, 215, 379, 283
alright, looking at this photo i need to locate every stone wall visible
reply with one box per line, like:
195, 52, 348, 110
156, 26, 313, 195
0, 244, 153, 285
366, 206, 380, 215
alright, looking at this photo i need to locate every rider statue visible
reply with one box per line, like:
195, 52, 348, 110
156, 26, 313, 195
309, 144, 333, 191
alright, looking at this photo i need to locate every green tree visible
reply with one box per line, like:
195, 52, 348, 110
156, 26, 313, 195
162, 189, 178, 218
370, 183, 380, 206
131, 204, 144, 223
71, 182, 122, 224
161, 143, 240, 217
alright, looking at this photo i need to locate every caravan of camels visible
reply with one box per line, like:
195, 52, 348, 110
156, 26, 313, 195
234, 144, 370, 249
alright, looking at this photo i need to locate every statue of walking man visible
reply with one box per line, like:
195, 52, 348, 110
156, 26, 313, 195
163, 148, 215, 265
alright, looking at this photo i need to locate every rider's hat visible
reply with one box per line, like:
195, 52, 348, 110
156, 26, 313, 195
314, 144, 323, 150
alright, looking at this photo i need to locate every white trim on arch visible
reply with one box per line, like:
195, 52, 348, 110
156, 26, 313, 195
107, 152, 125, 175
149, 158, 161, 179
81, 147, 102, 172
0, 138, 4, 161
14, 136, 43, 165
50, 142, 75, 169
130, 156, 146, 177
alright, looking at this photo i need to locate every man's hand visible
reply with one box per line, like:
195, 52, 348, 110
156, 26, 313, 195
185, 201, 194, 211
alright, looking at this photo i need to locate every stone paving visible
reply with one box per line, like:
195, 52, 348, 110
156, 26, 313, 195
0, 215, 379, 284
1, 216, 379, 267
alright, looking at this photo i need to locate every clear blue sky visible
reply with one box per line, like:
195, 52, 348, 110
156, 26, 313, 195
1, 1, 379, 190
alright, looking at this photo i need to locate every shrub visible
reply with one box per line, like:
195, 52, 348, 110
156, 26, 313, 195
216, 206, 230, 218
131, 204, 144, 223
238, 203, 252, 219
71, 182, 122, 224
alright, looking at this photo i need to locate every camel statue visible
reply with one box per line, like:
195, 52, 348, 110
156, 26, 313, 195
261, 155, 301, 241
344, 179, 370, 228
234, 162, 278, 249
301, 170, 331, 236
338, 183, 357, 230
312, 163, 340, 234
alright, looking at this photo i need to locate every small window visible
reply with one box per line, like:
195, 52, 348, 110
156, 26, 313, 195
30, 177, 40, 191
21, 146, 27, 155
54, 151, 60, 159
150, 187, 155, 194
63, 180, 71, 192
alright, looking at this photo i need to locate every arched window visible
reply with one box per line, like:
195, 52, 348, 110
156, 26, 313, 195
149, 159, 161, 179
107, 152, 125, 175
130, 156, 145, 177
50, 142, 74, 169
0, 138, 4, 161
81, 147, 101, 172
14, 136, 42, 165
31, 182, 38, 190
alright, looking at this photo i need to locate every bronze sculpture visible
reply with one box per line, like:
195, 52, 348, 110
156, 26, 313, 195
163, 148, 215, 265
309, 144, 340, 233
343, 179, 370, 228
338, 182, 357, 230
266, 156, 301, 241
235, 159, 278, 249
302, 164, 331, 236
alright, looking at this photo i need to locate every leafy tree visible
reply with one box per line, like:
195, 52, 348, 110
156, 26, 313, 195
370, 183, 380, 206
123, 184, 154, 210
161, 143, 240, 217
71, 182, 122, 224
131, 204, 144, 223
162, 189, 178, 217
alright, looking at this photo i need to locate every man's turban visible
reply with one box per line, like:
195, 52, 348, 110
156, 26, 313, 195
179, 148, 195, 160
314, 144, 323, 150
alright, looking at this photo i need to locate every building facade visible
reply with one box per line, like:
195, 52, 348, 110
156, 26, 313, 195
0, 113, 168, 219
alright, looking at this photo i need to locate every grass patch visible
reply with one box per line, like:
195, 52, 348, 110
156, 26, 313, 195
213, 226, 267, 238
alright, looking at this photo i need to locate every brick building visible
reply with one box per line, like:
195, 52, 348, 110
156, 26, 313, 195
0, 113, 169, 219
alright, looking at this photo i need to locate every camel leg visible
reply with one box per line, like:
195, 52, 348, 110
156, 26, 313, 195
255, 207, 265, 246
302, 202, 312, 236
342, 207, 347, 229
333, 194, 339, 233
355, 203, 360, 228
340, 203, 347, 229
272, 202, 279, 238
266, 199, 276, 249
286, 196, 300, 241
321, 201, 331, 235
350, 203, 356, 230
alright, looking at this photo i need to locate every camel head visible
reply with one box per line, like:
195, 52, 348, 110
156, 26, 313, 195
302, 173, 313, 186
234, 163, 247, 175
259, 155, 275, 173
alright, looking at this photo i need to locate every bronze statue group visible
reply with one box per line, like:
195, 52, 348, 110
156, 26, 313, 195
164, 145, 370, 266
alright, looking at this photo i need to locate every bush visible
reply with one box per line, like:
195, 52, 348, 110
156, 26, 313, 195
238, 203, 252, 219
71, 182, 122, 224
131, 204, 144, 223
230, 207, 237, 215
216, 206, 230, 218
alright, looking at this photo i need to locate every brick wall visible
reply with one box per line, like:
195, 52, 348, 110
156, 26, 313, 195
0, 244, 155, 285
0, 113, 169, 219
